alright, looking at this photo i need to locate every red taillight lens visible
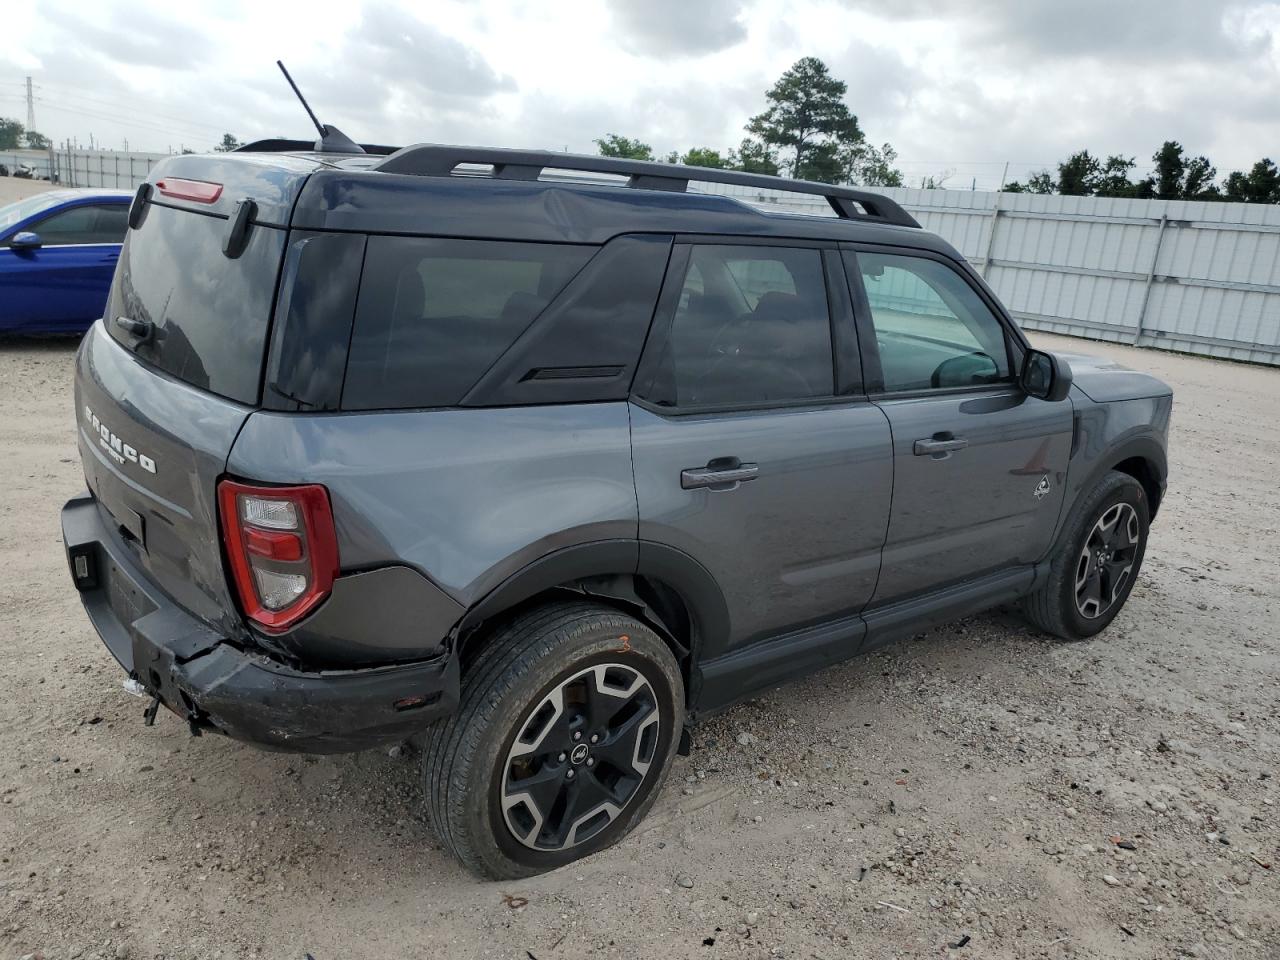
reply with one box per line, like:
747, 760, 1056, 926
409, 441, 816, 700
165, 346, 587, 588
217, 480, 338, 633
155, 178, 223, 203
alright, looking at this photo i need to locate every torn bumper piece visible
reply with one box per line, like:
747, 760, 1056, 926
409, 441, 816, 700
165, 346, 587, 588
61, 491, 458, 753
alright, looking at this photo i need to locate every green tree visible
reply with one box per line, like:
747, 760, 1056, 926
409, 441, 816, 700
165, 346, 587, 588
0, 117, 24, 150
1223, 159, 1280, 203
214, 133, 242, 152
745, 57, 862, 180
1005, 171, 1055, 194
594, 134, 654, 161
1056, 150, 1101, 195
1094, 155, 1139, 197
1151, 141, 1186, 199
729, 138, 779, 176
844, 141, 904, 187
680, 147, 728, 169
1148, 141, 1218, 199
24, 130, 50, 150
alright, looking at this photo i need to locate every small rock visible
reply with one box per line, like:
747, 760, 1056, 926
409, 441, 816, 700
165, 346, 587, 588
676, 875, 695, 889
736, 732, 756, 747
894, 828, 906, 838
745, 911, 759, 925
1102, 874, 1121, 887
387, 743, 406, 760
1148, 799, 1168, 813
114, 946, 130, 960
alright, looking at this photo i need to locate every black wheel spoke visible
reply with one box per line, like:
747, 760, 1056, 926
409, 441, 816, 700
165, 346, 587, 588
1081, 571, 1103, 607
507, 761, 564, 815
593, 700, 656, 769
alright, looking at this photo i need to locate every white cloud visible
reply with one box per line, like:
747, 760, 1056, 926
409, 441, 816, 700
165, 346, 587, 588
0, 0, 1275, 189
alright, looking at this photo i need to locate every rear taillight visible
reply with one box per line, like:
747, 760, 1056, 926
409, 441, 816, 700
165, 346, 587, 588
217, 480, 338, 633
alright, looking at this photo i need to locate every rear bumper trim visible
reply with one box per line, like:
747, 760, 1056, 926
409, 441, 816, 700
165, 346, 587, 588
62, 490, 459, 753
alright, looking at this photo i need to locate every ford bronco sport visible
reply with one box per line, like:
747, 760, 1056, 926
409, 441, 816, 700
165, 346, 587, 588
62, 138, 1171, 879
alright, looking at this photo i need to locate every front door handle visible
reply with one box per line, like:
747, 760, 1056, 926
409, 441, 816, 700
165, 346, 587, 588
913, 435, 969, 456
681, 458, 759, 490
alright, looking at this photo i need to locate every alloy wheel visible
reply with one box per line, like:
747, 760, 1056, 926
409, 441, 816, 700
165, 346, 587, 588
500, 663, 661, 851
1075, 502, 1141, 619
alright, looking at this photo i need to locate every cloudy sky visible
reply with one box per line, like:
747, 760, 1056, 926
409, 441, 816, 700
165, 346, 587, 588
2, 0, 1277, 189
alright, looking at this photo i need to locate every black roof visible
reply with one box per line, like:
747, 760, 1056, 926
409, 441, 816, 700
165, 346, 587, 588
167, 142, 957, 256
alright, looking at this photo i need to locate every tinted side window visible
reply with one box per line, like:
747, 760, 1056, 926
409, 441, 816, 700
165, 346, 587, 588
93, 205, 130, 242
343, 237, 594, 410
30, 204, 128, 245
647, 245, 833, 408
858, 253, 1011, 392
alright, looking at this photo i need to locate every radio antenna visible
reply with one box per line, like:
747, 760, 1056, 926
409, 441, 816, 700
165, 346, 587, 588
275, 60, 364, 154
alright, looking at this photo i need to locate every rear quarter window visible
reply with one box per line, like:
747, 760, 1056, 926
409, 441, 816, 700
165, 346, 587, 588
341, 237, 594, 410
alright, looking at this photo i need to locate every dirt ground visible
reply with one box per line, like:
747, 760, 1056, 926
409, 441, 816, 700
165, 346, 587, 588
0, 177, 57, 205
0, 332, 1276, 960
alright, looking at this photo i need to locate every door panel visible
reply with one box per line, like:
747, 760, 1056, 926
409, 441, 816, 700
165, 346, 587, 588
870, 390, 1071, 603
0, 245, 119, 332
842, 245, 1073, 606
631, 401, 893, 656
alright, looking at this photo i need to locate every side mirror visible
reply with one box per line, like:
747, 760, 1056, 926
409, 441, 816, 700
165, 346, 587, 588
1020, 349, 1073, 402
9, 231, 42, 250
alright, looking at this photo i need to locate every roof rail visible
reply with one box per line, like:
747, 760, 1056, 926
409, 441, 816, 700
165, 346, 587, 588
235, 138, 401, 156
373, 144, 920, 228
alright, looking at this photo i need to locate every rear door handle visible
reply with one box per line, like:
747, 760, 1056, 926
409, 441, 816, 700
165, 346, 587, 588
681, 458, 759, 490
913, 436, 969, 456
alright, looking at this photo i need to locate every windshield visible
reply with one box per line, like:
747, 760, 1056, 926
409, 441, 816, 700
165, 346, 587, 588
0, 193, 70, 233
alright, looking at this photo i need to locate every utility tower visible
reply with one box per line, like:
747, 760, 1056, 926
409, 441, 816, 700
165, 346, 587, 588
25, 77, 35, 132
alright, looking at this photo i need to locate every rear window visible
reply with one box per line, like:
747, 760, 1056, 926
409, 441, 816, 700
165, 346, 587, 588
106, 204, 286, 405
341, 237, 594, 409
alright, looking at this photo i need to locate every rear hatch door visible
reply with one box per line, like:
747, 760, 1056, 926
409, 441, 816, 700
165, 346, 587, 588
76, 154, 317, 638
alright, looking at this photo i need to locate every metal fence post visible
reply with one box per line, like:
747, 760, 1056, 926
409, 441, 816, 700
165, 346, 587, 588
1133, 213, 1170, 344
979, 192, 1003, 278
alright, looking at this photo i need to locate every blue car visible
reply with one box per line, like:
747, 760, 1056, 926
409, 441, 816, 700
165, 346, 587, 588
0, 189, 132, 333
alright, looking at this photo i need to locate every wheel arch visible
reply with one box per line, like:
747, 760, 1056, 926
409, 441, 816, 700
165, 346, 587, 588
452, 540, 730, 708
1111, 453, 1164, 519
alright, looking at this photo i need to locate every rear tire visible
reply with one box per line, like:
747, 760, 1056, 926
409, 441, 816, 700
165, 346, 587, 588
421, 601, 684, 879
1023, 470, 1150, 640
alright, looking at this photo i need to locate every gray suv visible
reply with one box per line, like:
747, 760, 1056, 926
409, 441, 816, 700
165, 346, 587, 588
61, 141, 1172, 879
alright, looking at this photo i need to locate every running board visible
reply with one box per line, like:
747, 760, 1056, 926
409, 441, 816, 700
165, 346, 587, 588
860, 565, 1038, 653
691, 564, 1041, 718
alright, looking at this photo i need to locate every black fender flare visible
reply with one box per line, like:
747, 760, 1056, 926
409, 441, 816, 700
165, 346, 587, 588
1052, 434, 1167, 551
454, 540, 730, 674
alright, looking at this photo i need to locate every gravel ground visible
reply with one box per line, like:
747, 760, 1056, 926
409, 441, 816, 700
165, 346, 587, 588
1, 332, 1276, 960
0, 177, 57, 205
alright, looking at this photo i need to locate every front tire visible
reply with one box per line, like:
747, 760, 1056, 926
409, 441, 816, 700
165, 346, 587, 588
1023, 470, 1150, 640
422, 602, 684, 879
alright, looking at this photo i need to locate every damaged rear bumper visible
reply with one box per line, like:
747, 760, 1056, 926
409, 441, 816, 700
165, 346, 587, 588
61, 490, 459, 753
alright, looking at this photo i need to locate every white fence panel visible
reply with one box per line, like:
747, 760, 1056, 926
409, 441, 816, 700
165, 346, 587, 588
702, 181, 1280, 365
877, 188, 1280, 365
